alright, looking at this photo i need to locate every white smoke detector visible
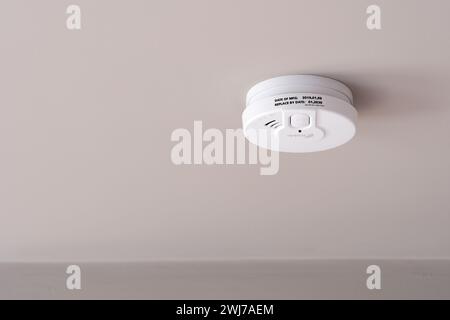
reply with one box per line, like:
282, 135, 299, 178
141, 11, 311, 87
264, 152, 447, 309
242, 75, 357, 153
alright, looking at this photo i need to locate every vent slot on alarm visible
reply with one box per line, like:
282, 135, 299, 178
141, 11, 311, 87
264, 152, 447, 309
265, 120, 281, 128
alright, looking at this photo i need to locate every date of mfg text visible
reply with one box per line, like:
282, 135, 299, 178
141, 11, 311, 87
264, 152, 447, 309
176, 304, 274, 317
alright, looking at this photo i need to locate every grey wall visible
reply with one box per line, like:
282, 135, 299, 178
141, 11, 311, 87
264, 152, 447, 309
1, 260, 450, 299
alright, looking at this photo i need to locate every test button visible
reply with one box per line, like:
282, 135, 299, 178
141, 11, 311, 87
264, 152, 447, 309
290, 114, 310, 128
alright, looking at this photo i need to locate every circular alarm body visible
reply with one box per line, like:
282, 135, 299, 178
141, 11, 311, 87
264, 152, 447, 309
242, 75, 357, 153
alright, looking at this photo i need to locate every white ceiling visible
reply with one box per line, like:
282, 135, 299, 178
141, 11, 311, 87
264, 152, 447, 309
1, 0, 450, 262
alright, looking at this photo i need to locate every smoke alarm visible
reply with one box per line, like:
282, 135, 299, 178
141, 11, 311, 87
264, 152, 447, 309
242, 75, 357, 153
